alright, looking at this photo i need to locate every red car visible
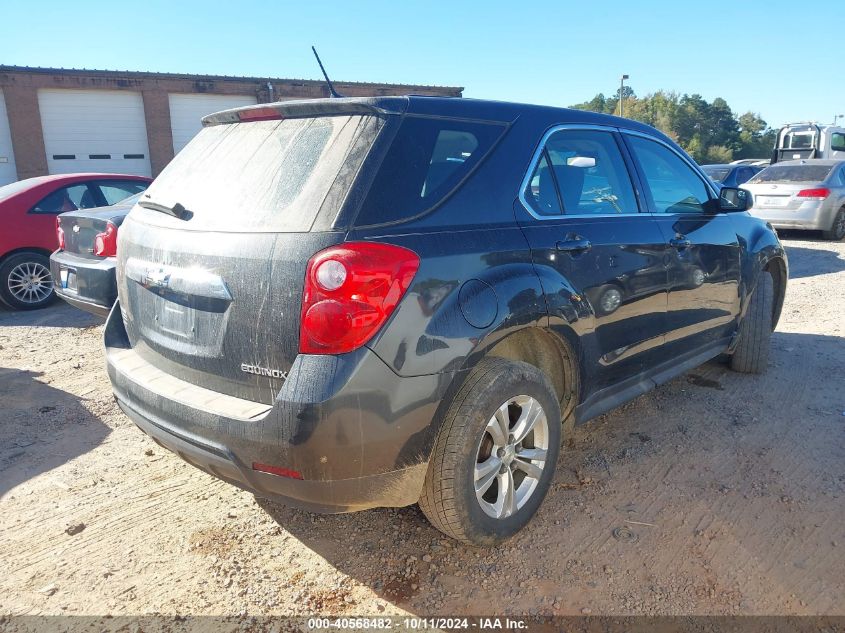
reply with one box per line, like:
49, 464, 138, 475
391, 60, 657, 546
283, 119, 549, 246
0, 173, 151, 310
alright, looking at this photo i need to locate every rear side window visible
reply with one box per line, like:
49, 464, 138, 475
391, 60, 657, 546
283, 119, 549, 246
31, 184, 98, 214
831, 133, 845, 152
748, 164, 834, 183
97, 180, 148, 205
354, 116, 506, 226
139, 115, 383, 232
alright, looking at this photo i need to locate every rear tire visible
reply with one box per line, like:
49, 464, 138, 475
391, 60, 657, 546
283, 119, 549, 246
729, 271, 774, 374
419, 357, 561, 546
0, 252, 55, 311
822, 207, 845, 241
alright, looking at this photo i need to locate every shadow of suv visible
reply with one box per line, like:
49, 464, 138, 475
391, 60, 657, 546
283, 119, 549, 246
104, 97, 787, 545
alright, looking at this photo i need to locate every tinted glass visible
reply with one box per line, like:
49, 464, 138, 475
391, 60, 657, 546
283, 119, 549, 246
141, 115, 382, 232
748, 164, 834, 183
524, 152, 562, 215
97, 180, 148, 205
702, 166, 731, 182
526, 129, 638, 216
831, 133, 845, 152
627, 136, 711, 214
355, 116, 506, 226
31, 184, 98, 214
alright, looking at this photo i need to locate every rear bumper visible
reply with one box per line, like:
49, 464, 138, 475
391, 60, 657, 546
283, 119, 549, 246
50, 251, 116, 317
104, 302, 451, 513
748, 201, 833, 231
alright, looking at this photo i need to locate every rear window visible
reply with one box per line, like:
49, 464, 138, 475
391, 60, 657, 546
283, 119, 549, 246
138, 115, 383, 232
354, 116, 507, 226
702, 166, 731, 182
748, 164, 833, 183
782, 132, 814, 149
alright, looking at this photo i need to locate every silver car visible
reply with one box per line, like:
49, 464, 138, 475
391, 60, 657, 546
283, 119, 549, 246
742, 159, 845, 240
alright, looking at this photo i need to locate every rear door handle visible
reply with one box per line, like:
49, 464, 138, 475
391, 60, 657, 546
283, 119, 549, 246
556, 238, 592, 254
670, 236, 692, 250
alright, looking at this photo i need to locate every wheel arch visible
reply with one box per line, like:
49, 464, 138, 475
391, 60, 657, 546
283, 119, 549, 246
0, 246, 55, 265
764, 255, 787, 331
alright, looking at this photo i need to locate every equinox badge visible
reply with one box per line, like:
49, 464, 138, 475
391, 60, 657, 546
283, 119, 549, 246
241, 363, 287, 380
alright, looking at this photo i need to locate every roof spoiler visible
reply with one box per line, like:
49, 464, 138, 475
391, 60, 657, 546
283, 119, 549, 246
202, 97, 408, 126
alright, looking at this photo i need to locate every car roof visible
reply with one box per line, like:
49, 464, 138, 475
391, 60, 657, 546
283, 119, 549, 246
206, 95, 678, 146
6, 173, 151, 190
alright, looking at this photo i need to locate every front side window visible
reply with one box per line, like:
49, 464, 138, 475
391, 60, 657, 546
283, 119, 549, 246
831, 133, 845, 152
523, 129, 638, 216
30, 184, 97, 214
97, 180, 148, 205
626, 135, 711, 214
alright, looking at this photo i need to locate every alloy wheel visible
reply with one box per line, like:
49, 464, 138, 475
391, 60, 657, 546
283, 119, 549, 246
474, 395, 549, 519
7, 261, 53, 305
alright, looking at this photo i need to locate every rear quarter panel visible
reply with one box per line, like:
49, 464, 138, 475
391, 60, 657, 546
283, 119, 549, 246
0, 184, 62, 258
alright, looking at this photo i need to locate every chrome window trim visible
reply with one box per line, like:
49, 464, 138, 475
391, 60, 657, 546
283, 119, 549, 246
620, 128, 721, 199
517, 124, 647, 221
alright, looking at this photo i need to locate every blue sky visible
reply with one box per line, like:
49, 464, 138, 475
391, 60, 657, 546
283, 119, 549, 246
2, 0, 843, 128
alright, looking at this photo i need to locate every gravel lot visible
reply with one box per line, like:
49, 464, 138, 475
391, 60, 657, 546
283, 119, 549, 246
1, 234, 843, 617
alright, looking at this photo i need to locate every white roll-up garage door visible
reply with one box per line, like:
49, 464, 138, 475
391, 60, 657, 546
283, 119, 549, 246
38, 89, 152, 177
0, 89, 18, 186
169, 93, 258, 155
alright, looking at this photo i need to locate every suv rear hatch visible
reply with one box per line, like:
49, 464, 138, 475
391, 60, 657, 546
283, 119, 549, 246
115, 100, 398, 405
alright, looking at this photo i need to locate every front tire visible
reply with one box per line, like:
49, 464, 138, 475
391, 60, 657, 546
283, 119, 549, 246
729, 271, 774, 374
419, 357, 561, 546
0, 252, 55, 310
822, 207, 845, 241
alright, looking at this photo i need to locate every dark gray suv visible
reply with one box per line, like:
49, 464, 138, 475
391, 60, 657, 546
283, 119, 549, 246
105, 97, 787, 545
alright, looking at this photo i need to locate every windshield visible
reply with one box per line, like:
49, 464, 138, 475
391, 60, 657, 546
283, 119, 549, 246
748, 164, 833, 184
702, 166, 731, 182
138, 115, 383, 232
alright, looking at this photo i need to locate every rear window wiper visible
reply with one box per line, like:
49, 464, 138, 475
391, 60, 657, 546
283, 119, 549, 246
138, 196, 191, 220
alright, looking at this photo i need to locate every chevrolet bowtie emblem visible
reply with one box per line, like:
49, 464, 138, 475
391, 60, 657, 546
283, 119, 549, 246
143, 268, 170, 288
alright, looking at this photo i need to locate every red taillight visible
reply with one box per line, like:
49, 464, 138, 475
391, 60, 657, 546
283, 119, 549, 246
237, 107, 282, 122
797, 187, 830, 199
94, 222, 118, 257
56, 217, 65, 250
252, 462, 303, 480
299, 242, 420, 355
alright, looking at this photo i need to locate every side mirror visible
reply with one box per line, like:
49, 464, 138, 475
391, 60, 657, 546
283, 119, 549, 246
719, 187, 751, 212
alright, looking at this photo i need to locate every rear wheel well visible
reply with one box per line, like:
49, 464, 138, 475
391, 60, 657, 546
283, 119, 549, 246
764, 257, 786, 331
0, 247, 54, 266
485, 328, 579, 423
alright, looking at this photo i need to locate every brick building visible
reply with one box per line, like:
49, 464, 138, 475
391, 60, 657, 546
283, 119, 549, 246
0, 66, 463, 185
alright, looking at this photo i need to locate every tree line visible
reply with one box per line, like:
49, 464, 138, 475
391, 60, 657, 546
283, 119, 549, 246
570, 87, 776, 164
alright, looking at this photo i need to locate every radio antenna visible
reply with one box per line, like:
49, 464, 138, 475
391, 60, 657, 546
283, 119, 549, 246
311, 46, 343, 98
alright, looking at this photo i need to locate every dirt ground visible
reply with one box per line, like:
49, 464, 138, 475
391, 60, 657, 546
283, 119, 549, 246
1, 233, 843, 618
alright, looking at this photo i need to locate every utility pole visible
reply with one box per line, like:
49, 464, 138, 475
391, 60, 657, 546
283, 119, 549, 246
619, 74, 629, 117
